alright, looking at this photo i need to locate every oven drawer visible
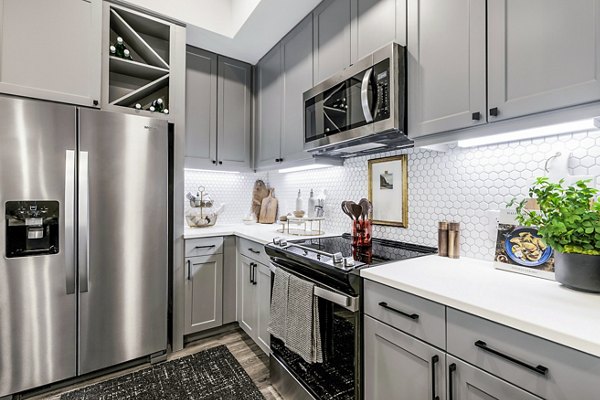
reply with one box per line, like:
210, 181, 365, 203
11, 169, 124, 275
238, 238, 270, 265
185, 237, 224, 258
364, 280, 446, 349
447, 308, 600, 400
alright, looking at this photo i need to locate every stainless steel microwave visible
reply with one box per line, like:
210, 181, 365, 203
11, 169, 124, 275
303, 43, 410, 156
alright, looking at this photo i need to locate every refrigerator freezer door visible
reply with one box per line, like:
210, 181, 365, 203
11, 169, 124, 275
0, 96, 77, 396
77, 109, 168, 374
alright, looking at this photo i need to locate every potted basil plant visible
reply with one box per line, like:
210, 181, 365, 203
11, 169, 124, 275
510, 177, 600, 292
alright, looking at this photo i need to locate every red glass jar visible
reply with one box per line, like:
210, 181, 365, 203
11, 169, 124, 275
351, 219, 372, 247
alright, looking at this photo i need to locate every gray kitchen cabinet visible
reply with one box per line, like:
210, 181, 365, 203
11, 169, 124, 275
256, 262, 272, 354
256, 45, 283, 169
217, 56, 252, 170
186, 47, 252, 171
184, 254, 223, 334
238, 255, 258, 337
185, 47, 218, 170
355, 0, 405, 60
281, 14, 314, 165
237, 240, 271, 355
487, 0, 600, 122
447, 356, 542, 400
0, 0, 101, 107
407, 0, 487, 138
313, 0, 354, 84
364, 315, 446, 400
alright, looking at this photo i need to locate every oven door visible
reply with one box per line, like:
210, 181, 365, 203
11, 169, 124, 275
269, 261, 360, 400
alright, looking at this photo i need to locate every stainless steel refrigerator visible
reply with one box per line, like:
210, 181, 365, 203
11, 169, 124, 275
0, 95, 168, 397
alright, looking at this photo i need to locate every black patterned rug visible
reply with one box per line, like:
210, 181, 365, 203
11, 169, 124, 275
61, 345, 265, 400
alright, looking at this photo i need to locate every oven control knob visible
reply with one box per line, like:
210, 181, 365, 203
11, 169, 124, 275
279, 240, 288, 247
273, 237, 281, 245
332, 252, 344, 264
344, 257, 355, 267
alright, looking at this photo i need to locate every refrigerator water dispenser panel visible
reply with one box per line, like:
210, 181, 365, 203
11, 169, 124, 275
5, 201, 59, 257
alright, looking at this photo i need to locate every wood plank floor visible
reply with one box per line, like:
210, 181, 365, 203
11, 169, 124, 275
29, 328, 283, 400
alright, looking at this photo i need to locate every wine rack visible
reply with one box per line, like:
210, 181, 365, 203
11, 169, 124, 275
103, 3, 175, 118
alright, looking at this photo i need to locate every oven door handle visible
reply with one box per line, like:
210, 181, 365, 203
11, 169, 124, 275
270, 263, 359, 312
361, 67, 374, 123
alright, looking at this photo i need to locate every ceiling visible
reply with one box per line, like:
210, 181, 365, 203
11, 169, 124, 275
125, 0, 322, 64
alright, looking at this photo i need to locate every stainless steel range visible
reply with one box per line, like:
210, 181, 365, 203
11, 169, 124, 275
265, 234, 436, 400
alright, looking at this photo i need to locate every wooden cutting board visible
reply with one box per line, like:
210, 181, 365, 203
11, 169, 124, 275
259, 189, 278, 224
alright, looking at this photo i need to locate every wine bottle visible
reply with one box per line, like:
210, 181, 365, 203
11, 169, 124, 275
123, 49, 133, 60
151, 98, 164, 113
115, 37, 125, 58
149, 105, 156, 112
134, 103, 142, 110
109, 45, 116, 56
162, 108, 169, 114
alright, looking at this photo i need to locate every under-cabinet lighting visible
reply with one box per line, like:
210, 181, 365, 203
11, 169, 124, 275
278, 163, 338, 174
457, 119, 597, 148
184, 168, 240, 174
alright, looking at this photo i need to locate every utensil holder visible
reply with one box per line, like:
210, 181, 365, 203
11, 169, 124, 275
352, 219, 372, 247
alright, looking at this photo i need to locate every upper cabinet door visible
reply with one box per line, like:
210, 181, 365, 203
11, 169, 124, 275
185, 47, 218, 169
256, 45, 283, 169
313, 0, 354, 84
407, 0, 487, 138
355, 0, 402, 61
217, 56, 252, 170
0, 0, 101, 107
281, 15, 313, 164
488, 0, 600, 122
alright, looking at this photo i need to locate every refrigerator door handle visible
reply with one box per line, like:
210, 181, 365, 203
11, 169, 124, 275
79, 151, 90, 293
65, 150, 76, 295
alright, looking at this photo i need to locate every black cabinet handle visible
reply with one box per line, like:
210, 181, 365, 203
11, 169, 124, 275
93, 100, 99, 106
275, 158, 280, 163
187, 260, 191, 281
489, 107, 499, 117
431, 355, 439, 400
378, 302, 419, 320
212, 160, 217, 164
474, 340, 549, 376
249, 262, 254, 284
219, 161, 223, 165
472, 111, 481, 121
448, 363, 456, 400
195, 245, 216, 250
253, 263, 258, 285
248, 248, 260, 254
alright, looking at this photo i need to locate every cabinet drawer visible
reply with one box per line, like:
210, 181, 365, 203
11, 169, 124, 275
364, 280, 446, 349
447, 308, 600, 400
238, 238, 270, 265
185, 237, 224, 258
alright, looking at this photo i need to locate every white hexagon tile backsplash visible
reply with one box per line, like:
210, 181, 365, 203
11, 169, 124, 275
185, 128, 600, 260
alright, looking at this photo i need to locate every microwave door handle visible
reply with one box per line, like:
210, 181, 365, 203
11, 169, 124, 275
361, 67, 374, 123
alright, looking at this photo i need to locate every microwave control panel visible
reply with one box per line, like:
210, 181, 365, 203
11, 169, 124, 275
374, 60, 390, 121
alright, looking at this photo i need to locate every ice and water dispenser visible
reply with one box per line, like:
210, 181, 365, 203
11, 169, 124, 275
5, 201, 59, 257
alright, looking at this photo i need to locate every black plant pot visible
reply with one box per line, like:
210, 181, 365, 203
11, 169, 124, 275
554, 252, 600, 293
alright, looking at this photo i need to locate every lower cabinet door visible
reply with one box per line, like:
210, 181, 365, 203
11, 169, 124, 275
256, 262, 272, 354
364, 315, 446, 400
447, 356, 542, 400
238, 255, 258, 337
184, 255, 223, 334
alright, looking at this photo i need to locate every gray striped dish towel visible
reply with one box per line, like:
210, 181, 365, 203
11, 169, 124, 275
285, 274, 323, 364
268, 267, 291, 341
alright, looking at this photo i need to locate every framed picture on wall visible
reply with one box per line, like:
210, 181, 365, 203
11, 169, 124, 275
368, 155, 408, 227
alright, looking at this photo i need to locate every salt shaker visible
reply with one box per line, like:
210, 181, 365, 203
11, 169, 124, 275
438, 221, 449, 257
448, 222, 460, 259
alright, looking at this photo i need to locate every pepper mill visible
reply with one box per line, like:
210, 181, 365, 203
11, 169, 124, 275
448, 222, 461, 259
438, 221, 449, 257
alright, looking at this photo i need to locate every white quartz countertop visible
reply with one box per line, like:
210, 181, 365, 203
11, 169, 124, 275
361, 256, 600, 358
184, 223, 341, 244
